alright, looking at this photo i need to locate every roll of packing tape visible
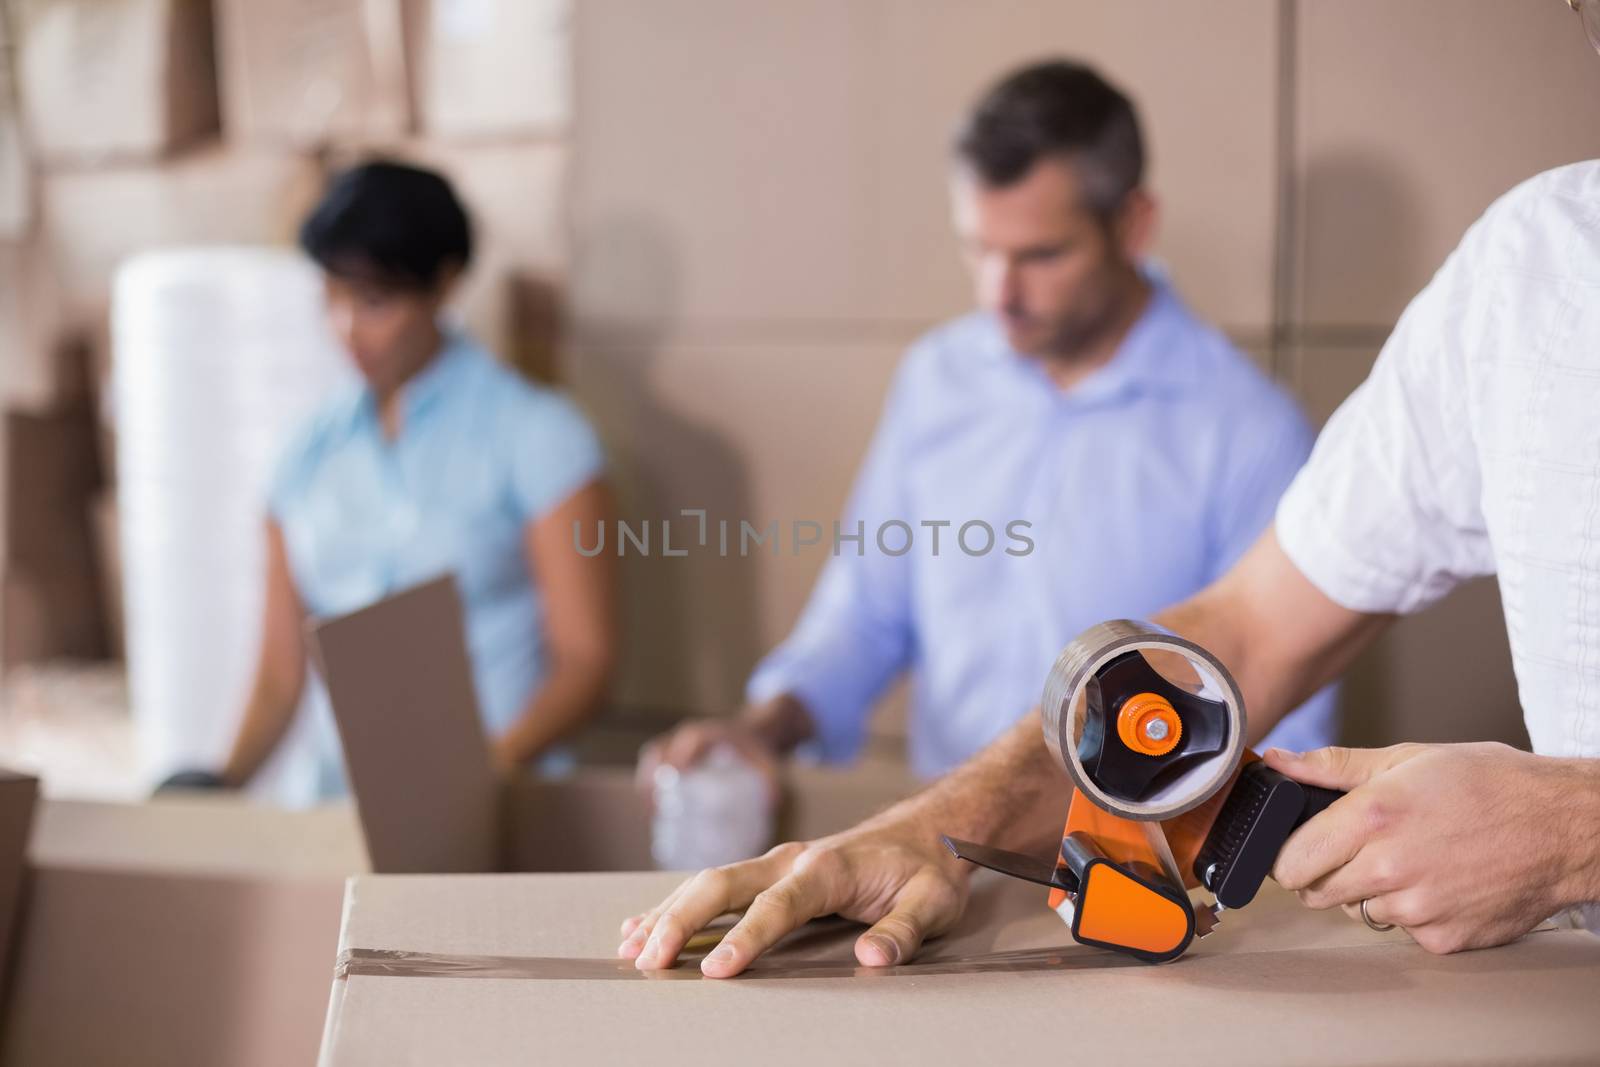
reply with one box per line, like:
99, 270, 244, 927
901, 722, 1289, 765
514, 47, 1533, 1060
1041, 620, 1246, 821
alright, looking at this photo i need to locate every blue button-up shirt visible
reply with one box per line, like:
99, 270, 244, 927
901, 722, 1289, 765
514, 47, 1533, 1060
748, 283, 1337, 777
269, 329, 604, 796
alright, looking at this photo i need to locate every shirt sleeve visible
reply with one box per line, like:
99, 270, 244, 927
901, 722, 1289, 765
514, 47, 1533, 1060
1208, 381, 1316, 575
264, 412, 323, 522
1204, 382, 1341, 751
507, 389, 607, 521
1275, 229, 1496, 616
744, 358, 920, 762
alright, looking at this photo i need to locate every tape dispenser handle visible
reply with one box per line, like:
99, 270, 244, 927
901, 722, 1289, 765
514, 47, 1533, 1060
1294, 783, 1345, 828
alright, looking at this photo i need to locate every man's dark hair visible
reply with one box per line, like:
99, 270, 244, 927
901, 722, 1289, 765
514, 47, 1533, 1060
954, 59, 1145, 218
299, 160, 473, 289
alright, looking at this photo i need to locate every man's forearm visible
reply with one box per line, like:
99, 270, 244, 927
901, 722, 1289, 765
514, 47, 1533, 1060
738, 692, 819, 755
873, 709, 1066, 855
1153, 529, 1391, 744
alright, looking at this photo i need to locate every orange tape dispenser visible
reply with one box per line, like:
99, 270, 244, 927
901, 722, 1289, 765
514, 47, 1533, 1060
943, 620, 1341, 963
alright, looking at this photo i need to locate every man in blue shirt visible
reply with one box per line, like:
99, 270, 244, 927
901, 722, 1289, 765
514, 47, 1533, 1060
638, 60, 1335, 787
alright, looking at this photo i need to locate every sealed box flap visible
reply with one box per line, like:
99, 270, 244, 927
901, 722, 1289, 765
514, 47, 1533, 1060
308, 575, 500, 873
320, 871, 1600, 1066
30, 797, 366, 879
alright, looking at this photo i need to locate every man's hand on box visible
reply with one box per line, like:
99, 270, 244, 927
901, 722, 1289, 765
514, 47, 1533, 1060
1267, 742, 1596, 954
617, 813, 972, 978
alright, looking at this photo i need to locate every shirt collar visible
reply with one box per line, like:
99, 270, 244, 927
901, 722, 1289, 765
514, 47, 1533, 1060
358, 326, 475, 430
989, 276, 1205, 405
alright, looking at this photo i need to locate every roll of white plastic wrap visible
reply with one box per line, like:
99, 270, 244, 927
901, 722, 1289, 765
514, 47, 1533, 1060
113, 247, 356, 806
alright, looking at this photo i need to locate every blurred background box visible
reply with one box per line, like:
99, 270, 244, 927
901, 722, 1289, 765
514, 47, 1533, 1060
10, 0, 218, 166
39, 147, 323, 324
0, 6, 31, 239
404, 0, 570, 139
214, 0, 408, 147
0, 407, 108, 672
0, 237, 84, 412
0, 795, 364, 1067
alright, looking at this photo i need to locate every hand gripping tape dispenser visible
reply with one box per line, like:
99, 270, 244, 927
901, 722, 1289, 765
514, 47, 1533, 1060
942, 620, 1341, 963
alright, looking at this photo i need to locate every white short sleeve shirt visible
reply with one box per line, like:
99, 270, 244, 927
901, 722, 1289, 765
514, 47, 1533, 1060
1277, 161, 1600, 763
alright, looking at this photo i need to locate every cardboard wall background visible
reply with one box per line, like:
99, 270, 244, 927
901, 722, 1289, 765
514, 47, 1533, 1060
568, 0, 1599, 750
6, 1, 1600, 752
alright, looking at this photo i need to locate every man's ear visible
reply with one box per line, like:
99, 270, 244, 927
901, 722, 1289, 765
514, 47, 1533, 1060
1114, 188, 1158, 262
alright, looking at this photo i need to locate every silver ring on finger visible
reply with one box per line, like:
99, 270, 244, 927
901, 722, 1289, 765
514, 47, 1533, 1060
1360, 897, 1395, 932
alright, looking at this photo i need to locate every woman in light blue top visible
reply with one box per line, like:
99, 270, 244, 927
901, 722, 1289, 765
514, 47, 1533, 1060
164, 160, 617, 799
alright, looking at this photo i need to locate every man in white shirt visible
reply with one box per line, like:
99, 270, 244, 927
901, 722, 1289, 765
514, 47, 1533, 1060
617, 116, 1600, 978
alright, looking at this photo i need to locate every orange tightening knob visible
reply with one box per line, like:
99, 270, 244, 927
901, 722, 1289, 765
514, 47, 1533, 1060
1116, 692, 1182, 757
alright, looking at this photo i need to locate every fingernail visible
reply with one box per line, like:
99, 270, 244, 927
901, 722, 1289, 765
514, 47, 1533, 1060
861, 935, 900, 966
1266, 748, 1299, 761
636, 937, 660, 964
704, 943, 736, 965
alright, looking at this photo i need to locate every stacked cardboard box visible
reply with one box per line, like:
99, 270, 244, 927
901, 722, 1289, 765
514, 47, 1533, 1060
11, 0, 218, 166
403, 0, 570, 139
0, 407, 107, 670
0, 796, 365, 1067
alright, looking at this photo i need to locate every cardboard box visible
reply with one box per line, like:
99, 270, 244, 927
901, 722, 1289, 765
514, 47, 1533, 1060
0, 576, 915, 1065
39, 146, 325, 323
404, 0, 569, 139
0, 770, 38, 1003
215, 0, 409, 147
0, 238, 84, 411
0, 406, 108, 669
318, 869, 1600, 1066
11, 0, 218, 165
0, 765, 915, 1065
0, 796, 367, 1067
309, 576, 922, 874
90, 491, 122, 660
0, 10, 30, 238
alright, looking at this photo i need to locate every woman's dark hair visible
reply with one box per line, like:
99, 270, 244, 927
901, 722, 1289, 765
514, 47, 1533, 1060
954, 59, 1145, 219
299, 160, 473, 289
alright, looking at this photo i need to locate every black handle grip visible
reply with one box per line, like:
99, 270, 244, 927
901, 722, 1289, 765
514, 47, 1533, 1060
1294, 785, 1344, 828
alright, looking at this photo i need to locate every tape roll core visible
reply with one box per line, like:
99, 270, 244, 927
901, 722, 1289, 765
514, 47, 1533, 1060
1041, 620, 1246, 821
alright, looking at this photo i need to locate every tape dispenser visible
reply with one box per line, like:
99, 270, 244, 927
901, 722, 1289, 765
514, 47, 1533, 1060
942, 620, 1341, 963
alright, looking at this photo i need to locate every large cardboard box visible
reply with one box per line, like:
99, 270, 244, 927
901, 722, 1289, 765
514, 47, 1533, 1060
309, 576, 921, 875
318, 869, 1600, 1066
11, 0, 218, 165
214, 0, 409, 147
0, 796, 366, 1067
403, 0, 569, 139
